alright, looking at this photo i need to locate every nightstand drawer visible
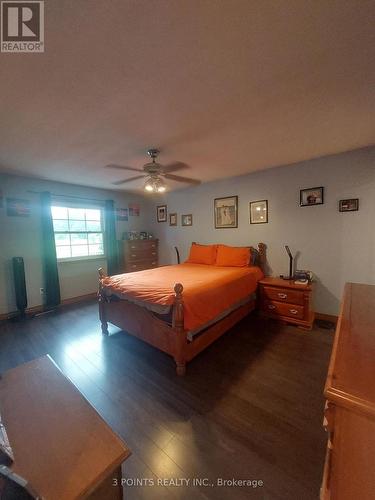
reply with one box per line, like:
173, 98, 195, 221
263, 300, 304, 319
262, 286, 304, 305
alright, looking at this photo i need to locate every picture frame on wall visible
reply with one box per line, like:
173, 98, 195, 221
339, 198, 359, 212
300, 187, 324, 207
156, 205, 167, 222
169, 213, 177, 226
6, 198, 30, 217
249, 199, 268, 224
214, 196, 238, 228
181, 214, 192, 226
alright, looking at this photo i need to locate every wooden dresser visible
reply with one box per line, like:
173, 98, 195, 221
258, 277, 314, 330
122, 239, 158, 272
321, 283, 375, 500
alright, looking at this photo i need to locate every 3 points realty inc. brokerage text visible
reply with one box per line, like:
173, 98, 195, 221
113, 477, 264, 488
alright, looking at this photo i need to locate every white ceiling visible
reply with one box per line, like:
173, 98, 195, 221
0, 0, 374, 192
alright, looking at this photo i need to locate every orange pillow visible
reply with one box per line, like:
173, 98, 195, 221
215, 244, 250, 267
186, 243, 217, 265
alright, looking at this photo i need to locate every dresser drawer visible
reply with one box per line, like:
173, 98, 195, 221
126, 240, 158, 251
125, 260, 158, 272
263, 300, 304, 319
262, 286, 304, 305
125, 249, 158, 262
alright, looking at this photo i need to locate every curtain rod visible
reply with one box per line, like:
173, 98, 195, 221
27, 190, 107, 204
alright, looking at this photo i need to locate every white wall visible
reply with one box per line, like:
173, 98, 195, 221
150, 147, 375, 316
0, 174, 153, 315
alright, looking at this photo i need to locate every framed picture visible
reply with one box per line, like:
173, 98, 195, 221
181, 214, 192, 226
339, 198, 359, 212
6, 198, 30, 217
157, 205, 167, 222
300, 187, 324, 207
169, 213, 177, 226
214, 196, 238, 228
128, 203, 140, 216
116, 208, 128, 221
249, 199, 268, 224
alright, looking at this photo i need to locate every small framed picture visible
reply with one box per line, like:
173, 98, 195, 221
169, 213, 177, 226
181, 214, 192, 226
339, 198, 359, 212
6, 198, 30, 217
249, 200, 268, 224
300, 187, 324, 207
157, 205, 167, 222
214, 196, 238, 228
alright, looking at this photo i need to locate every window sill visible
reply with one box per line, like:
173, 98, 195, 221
57, 256, 106, 264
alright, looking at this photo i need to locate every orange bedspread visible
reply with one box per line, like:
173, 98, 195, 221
102, 263, 263, 332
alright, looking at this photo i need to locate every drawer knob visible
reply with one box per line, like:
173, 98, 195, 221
152, 252, 156, 256
278, 293, 287, 299
132, 264, 137, 268
152, 262, 156, 265
289, 309, 298, 315
131, 254, 137, 257
131, 246, 136, 249
268, 304, 276, 310
151, 245, 155, 248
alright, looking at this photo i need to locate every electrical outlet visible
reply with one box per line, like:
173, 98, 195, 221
40, 288, 45, 295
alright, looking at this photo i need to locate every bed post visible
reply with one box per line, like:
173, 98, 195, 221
98, 268, 109, 336
258, 242, 267, 275
172, 283, 186, 376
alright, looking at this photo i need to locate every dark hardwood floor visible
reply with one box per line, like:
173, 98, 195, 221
0, 301, 333, 500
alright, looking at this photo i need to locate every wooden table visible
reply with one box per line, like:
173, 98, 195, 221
0, 356, 130, 499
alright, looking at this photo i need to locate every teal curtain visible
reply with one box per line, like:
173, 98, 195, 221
40, 192, 61, 308
105, 199, 119, 275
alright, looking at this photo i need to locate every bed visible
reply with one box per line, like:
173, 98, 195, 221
98, 242, 266, 375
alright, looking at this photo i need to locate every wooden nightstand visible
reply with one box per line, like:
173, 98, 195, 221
258, 277, 314, 330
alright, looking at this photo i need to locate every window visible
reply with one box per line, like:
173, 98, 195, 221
51, 206, 104, 260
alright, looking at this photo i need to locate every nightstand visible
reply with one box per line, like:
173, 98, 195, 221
258, 277, 314, 330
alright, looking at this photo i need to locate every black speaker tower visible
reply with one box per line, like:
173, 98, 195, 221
12, 257, 27, 317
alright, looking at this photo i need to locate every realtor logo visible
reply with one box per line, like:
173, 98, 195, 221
1, 1, 44, 52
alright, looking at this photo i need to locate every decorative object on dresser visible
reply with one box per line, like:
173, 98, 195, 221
321, 283, 375, 500
300, 186, 324, 206
157, 205, 167, 222
214, 196, 238, 228
181, 214, 192, 226
249, 199, 268, 224
259, 277, 314, 330
339, 198, 359, 212
122, 239, 158, 272
169, 213, 177, 226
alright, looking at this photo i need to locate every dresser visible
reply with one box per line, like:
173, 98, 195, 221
258, 277, 314, 330
122, 239, 158, 272
321, 283, 375, 500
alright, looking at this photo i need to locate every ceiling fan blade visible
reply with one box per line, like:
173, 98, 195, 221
112, 175, 146, 185
105, 164, 143, 173
162, 162, 189, 174
163, 173, 201, 185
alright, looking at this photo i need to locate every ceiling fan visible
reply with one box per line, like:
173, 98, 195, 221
105, 149, 201, 193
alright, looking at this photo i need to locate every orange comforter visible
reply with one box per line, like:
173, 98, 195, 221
102, 263, 263, 332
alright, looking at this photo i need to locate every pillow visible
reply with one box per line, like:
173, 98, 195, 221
186, 243, 218, 265
215, 244, 250, 267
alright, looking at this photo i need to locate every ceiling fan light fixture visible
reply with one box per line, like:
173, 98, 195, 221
144, 175, 166, 193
